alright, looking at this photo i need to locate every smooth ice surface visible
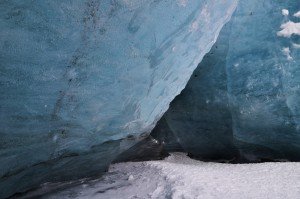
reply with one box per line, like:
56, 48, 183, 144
0, 0, 238, 197
152, 0, 300, 161
22, 153, 300, 199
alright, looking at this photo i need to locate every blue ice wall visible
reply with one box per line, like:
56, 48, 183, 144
153, 0, 300, 162
152, 23, 239, 161
227, 0, 300, 160
0, 0, 237, 197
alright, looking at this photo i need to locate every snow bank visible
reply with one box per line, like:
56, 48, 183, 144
26, 153, 300, 199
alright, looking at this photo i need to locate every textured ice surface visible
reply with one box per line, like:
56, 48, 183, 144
152, 22, 239, 161
152, 0, 300, 161
0, 0, 237, 197
20, 153, 300, 199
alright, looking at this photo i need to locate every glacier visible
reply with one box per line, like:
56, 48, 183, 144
152, 0, 300, 162
0, 0, 238, 197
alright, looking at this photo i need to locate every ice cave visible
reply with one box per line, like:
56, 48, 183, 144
0, 0, 300, 198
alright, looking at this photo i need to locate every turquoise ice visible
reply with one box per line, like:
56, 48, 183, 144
153, 0, 300, 162
0, 0, 237, 197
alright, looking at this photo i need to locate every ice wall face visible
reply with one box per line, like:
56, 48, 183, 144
152, 23, 239, 161
227, 0, 300, 161
153, 0, 300, 162
0, 0, 238, 197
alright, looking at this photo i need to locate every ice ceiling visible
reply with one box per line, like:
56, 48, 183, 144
0, 0, 299, 198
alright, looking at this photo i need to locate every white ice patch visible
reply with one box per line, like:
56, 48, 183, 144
128, 175, 134, 181
277, 21, 300, 38
292, 43, 300, 49
282, 47, 293, 61
234, 63, 239, 68
53, 135, 58, 142
282, 9, 289, 16
294, 11, 300, 18
177, 0, 188, 7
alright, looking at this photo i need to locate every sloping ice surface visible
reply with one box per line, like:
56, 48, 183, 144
152, 0, 300, 162
0, 0, 238, 197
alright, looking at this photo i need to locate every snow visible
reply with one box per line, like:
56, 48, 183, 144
282, 9, 289, 16
277, 21, 300, 38
293, 43, 300, 49
282, 47, 293, 60
30, 153, 300, 199
294, 11, 300, 18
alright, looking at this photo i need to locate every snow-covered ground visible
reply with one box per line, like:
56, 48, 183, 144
24, 153, 300, 199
